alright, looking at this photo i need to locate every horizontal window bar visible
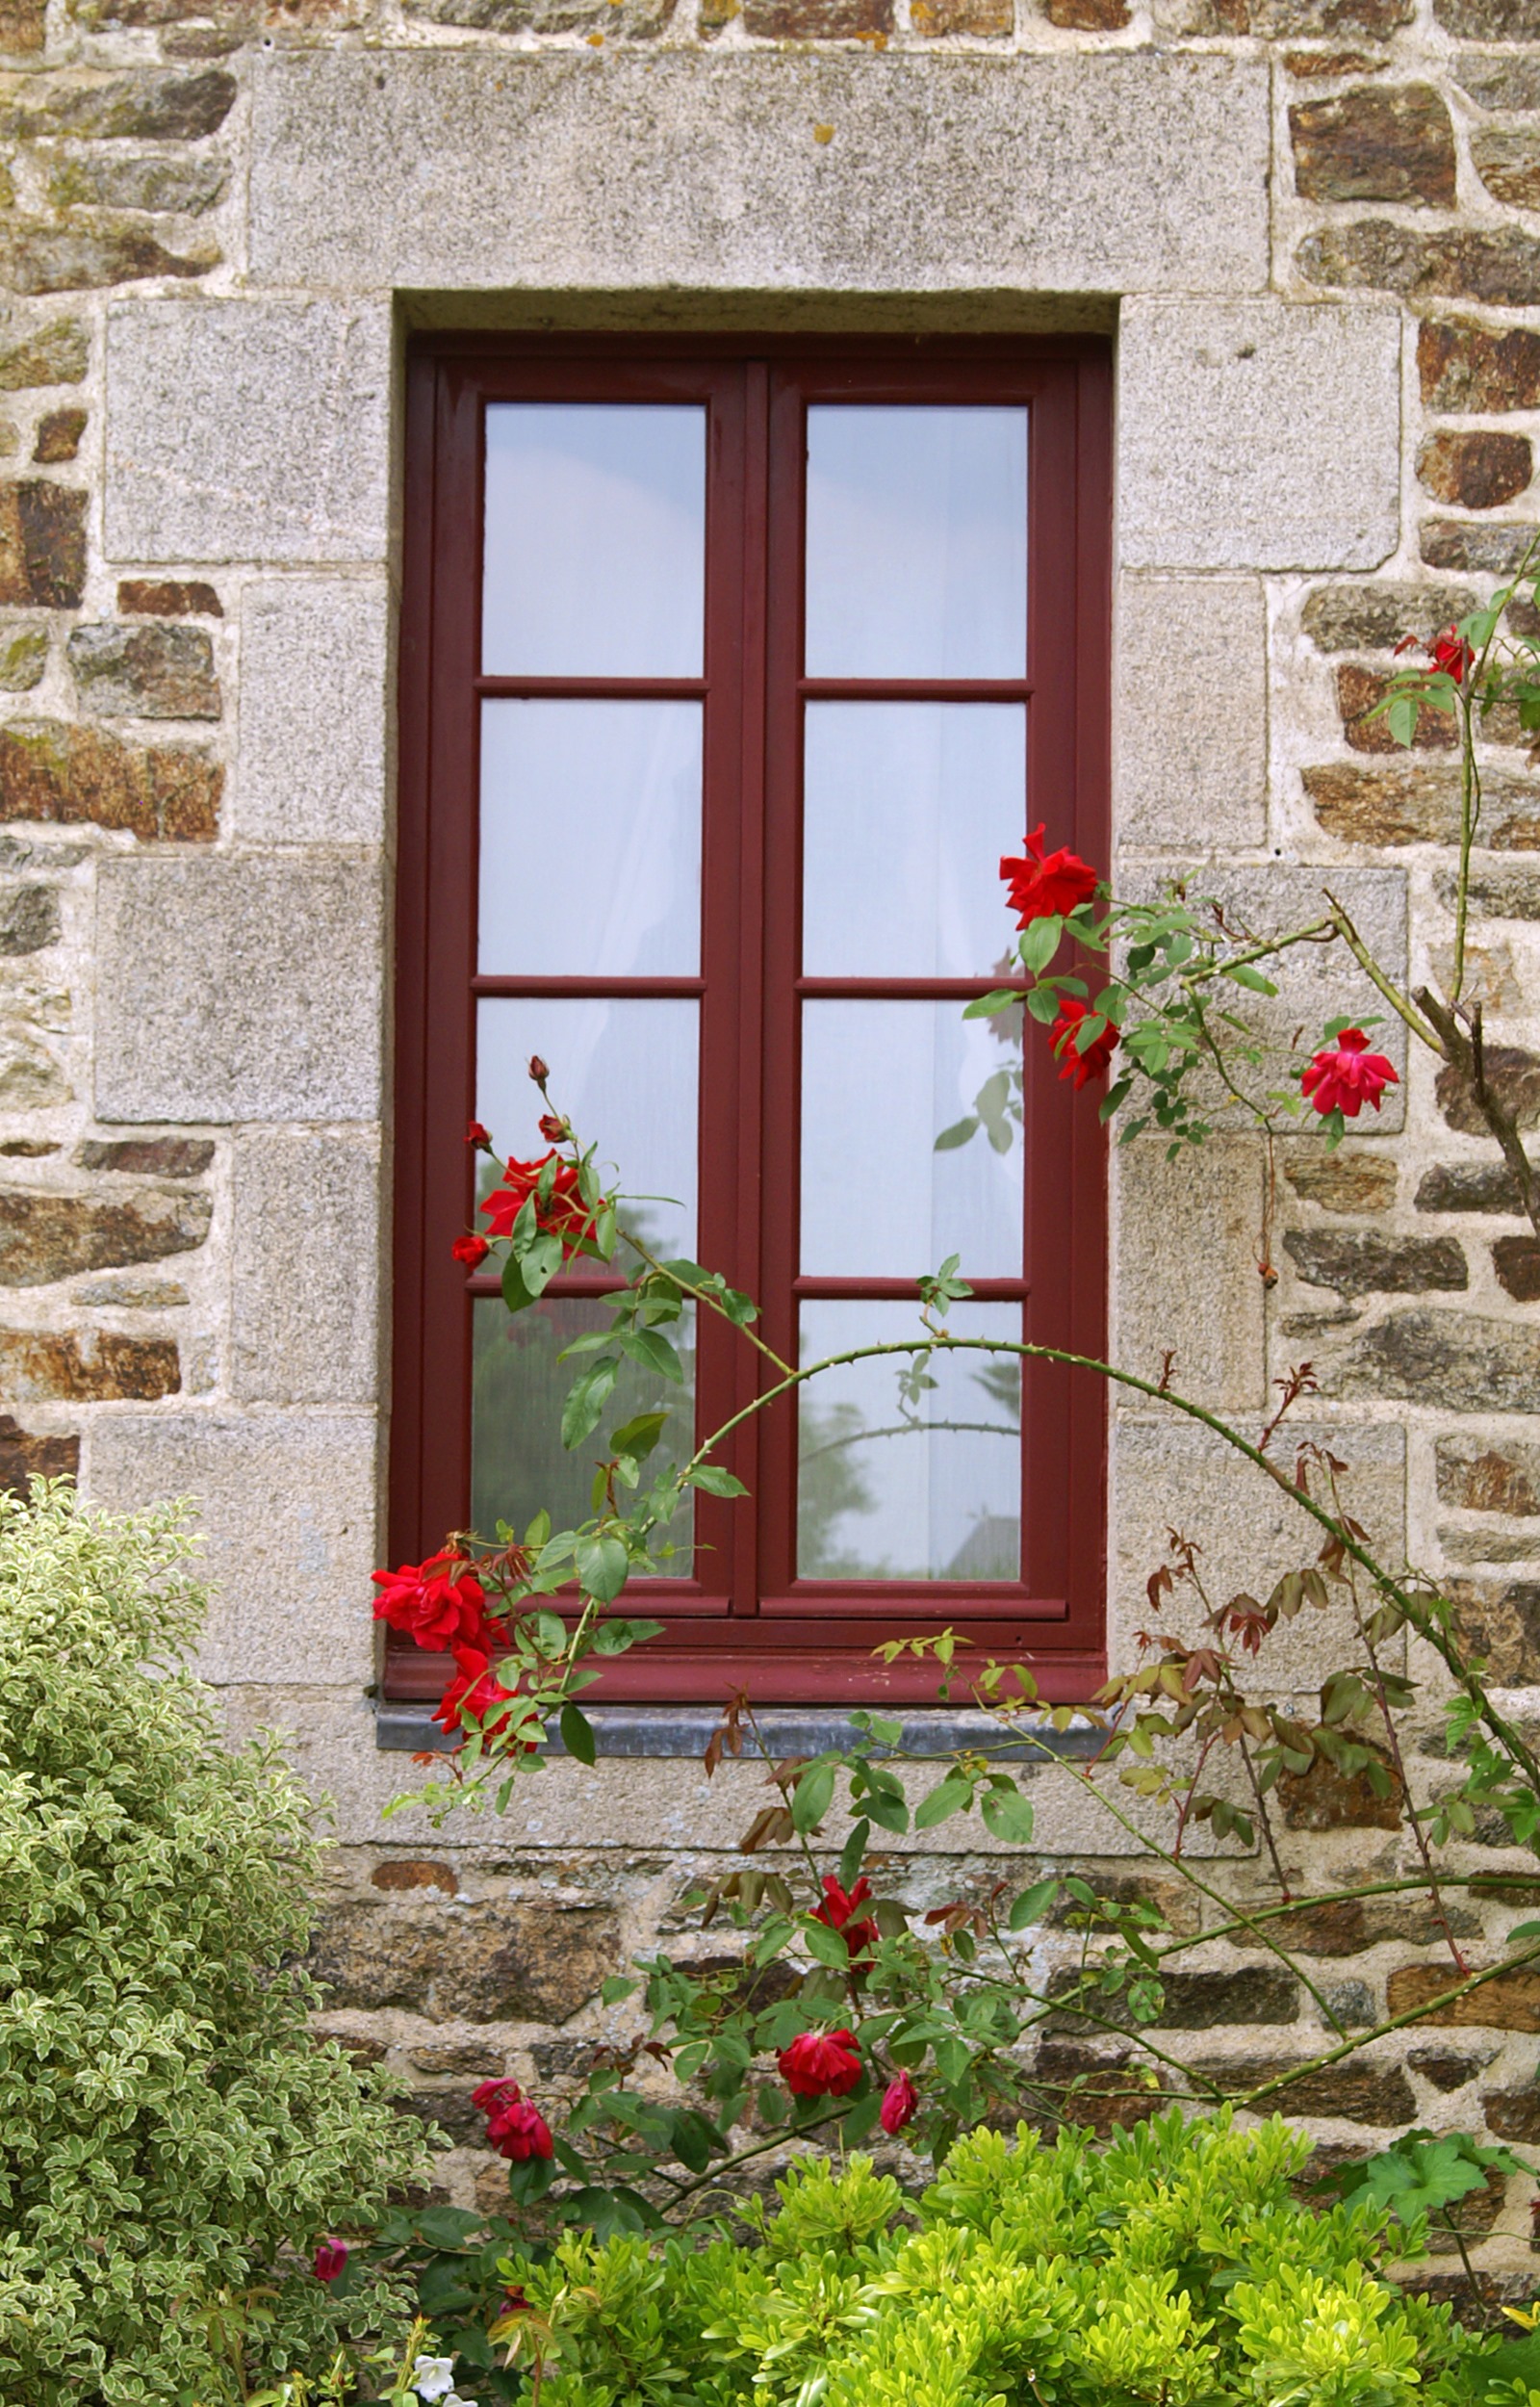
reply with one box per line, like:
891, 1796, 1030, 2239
795, 977, 1028, 999
475, 676, 709, 699
797, 679, 1033, 701
792, 1276, 1029, 1298
472, 975, 706, 997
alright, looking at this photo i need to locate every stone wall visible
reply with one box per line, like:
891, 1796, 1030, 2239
1, 0, 1540, 2286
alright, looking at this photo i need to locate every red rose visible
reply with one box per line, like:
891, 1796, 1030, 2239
432, 1644, 521, 1742
1300, 1028, 1399, 1120
537, 1112, 570, 1144
879, 2071, 918, 2135
479, 1151, 592, 1251
467, 1121, 494, 1151
1000, 823, 1099, 928
473, 2078, 554, 2161
778, 2029, 862, 2100
313, 2239, 348, 2284
1050, 996, 1118, 1089
372, 1554, 492, 1652
812, 1875, 879, 1966
451, 1232, 490, 1269
1430, 626, 1475, 683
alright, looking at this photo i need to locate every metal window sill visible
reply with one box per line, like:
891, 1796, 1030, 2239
373, 1700, 1105, 1760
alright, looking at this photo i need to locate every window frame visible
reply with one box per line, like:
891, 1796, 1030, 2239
390, 333, 1113, 1708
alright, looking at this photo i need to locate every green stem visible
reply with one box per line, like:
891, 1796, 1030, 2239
1323, 893, 1443, 1054
1234, 1948, 1540, 2109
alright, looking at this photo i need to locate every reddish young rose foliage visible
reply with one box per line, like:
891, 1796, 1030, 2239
1300, 1028, 1399, 1119
451, 1232, 490, 1269
473, 2079, 554, 2161
1050, 996, 1118, 1089
312, 2239, 348, 2284
479, 1151, 592, 1250
1000, 823, 1099, 928
778, 2029, 862, 2100
812, 1875, 879, 1965
372, 1554, 493, 1653
431, 1643, 522, 1741
879, 2070, 919, 2135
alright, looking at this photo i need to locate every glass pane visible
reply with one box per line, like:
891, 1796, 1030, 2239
483, 403, 706, 676
800, 1000, 1022, 1277
802, 703, 1025, 976
473, 1294, 694, 1568
797, 1300, 1021, 1581
476, 997, 697, 1262
479, 701, 702, 976
804, 406, 1028, 680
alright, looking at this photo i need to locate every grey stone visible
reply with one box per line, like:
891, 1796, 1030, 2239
0, 884, 58, 955
94, 856, 383, 1123
308, 1897, 621, 2024
67, 622, 219, 719
1116, 1137, 1267, 1410
1301, 581, 1476, 654
247, 50, 1270, 301
46, 152, 229, 215
1299, 220, 1540, 309
84, 1411, 380, 1684
1115, 575, 1266, 847
0, 67, 235, 141
1438, 1436, 1540, 1517
1437, 864, 1540, 921
231, 1133, 380, 1405
1421, 521, 1540, 577
1282, 1147, 1398, 1214
1318, 1307, 1540, 1411
1437, 1046, 1540, 1137
1440, 1528, 1540, 1564
1415, 1162, 1525, 1215
1453, 50, 1540, 110
104, 299, 391, 566
0, 1182, 210, 1283
0, 220, 214, 298
0, 624, 46, 692
1119, 301, 1399, 571
234, 580, 388, 843
1283, 1229, 1468, 1297
0, 318, 87, 390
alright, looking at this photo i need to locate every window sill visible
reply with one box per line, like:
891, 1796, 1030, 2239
372, 1701, 1106, 1760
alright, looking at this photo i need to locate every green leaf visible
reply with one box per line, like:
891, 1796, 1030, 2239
575, 1534, 629, 1604
1221, 962, 1278, 996
792, 1760, 836, 1832
1019, 915, 1064, 975
934, 1115, 980, 1152
1008, 1876, 1061, 1932
620, 1326, 684, 1384
687, 1463, 749, 1497
559, 1700, 598, 1765
600, 1974, 638, 2005
838, 1817, 871, 1892
962, 988, 1022, 1020
500, 1249, 540, 1315
562, 1358, 619, 1450
609, 1411, 669, 1462
804, 1919, 853, 1970
980, 1784, 1036, 1845
914, 1770, 973, 1831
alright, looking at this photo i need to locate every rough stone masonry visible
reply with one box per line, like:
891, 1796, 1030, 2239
3, 0, 1540, 2270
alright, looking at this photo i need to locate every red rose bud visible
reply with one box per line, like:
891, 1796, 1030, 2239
1300, 1028, 1399, 1120
1049, 996, 1118, 1089
778, 2028, 862, 2100
467, 1121, 493, 1151
1000, 822, 1099, 928
473, 2078, 554, 2161
880, 2071, 919, 2135
372, 1555, 495, 1653
451, 1232, 490, 1270
537, 1112, 570, 1144
313, 2239, 348, 2284
527, 1055, 550, 1084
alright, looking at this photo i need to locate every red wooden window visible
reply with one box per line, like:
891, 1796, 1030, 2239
390, 338, 1112, 1709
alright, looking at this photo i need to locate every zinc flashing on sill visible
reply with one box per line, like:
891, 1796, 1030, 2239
373, 1701, 1106, 1760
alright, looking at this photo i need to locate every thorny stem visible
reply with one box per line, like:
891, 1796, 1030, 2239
1323, 892, 1443, 1054
1235, 1947, 1540, 2110
620, 1225, 797, 1382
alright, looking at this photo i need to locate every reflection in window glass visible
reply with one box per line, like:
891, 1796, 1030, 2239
483, 404, 706, 677
802, 703, 1025, 977
476, 997, 698, 1264
473, 1295, 694, 1565
797, 1301, 1021, 1581
478, 700, 702, 977
800, 999, 1023, 1278
804, 406, 1028, 680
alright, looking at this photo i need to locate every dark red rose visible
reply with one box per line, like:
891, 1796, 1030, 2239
778, 2028, 862, 2100
527, 1055, 550, 1084
537, 1112, 570, 1144
467, 1121, 493, 1151
1300, 1028, 1399, 1119
1000, 823, 1099, 928
812, 1875, 879, 1965
879, 2071, 918, 2135
473, 2078, 554, 2161
1430, 626, 1475, 683
479, 1151, 593, 1250
1050, 996, 1118, 1089
372, 1554, 492, 1652
313, 2239, 348, 2284
432, 1644, 522, 1742
451, 1232, 490, 1270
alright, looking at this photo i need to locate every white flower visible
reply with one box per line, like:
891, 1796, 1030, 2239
410, 2359, 457, 2403
444, 2394, 479, 2407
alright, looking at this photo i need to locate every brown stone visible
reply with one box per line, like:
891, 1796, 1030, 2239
0, 885, 58, 957
1423, 521, 1540, 577
1043, 1871, 1203, 1938
409, 2039, 507, 2076
67, 625, 219, 721
1046, 1964, 1299, 2032
117, 580, 223, 620
1438, 1047, 1540, 1135
911, 0, 1012, 27
1280, 1754, 1403, 1830
0, 68, 236, 141
1450, 1579, 1540, 1681
0, 1410, 77, 1494
0, 1185, 212, 1286
1322, 1307, 1540, 1411
0, 221, 216, 298
0, 321, 87, 393
1303, 761, 1540, 848
1418, 429, 1533, 512
1410, 2047, 1482, 2091
1388, 1961, 1540, 2031
1440, 1527, 1540, 1564
0, 0, 45, 46
1438, 1436, 1540, 1514
1042, 0, 1126, 22
1240, 0, 1412, 32
1291, 84, 1455, 207
1302, 580, 1476, 653
1484, 2084, 1540, 2142
46, 155, 229, 215
1419, 318, 1540, 414
372, 1859, 457, 1896
0, 1329, 179, 1403
1436, 0, 1540, 31
1337, 662, 1458, 752
1033, 2043, 1166, 2136
1285, 46, 1392, 70
0, 1139, 56, 1156
1273, 1896, 1479, 1954
32, 410, 85, 468
1197, 2054, 1418, 2123
400, 2087, 491, 2148
1418, 1163, 1526, 1215
309, 1900, 621, 2024
1473, 128, 1540, 214
75, 1136, 215, 1178
1300, 220, 1540, 308
406, 0, 674, 24
0, 719, 220, 842
1283, 1148, 1398, 1214
1283, 1229, 1467, 1296
0, 483, 85, 609
0, 626, 46, 693
1494, 1235, 1540, 1301
1454, 49, 1540, 108
1439, 864, 1540, 922
737, 0, 888, 27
